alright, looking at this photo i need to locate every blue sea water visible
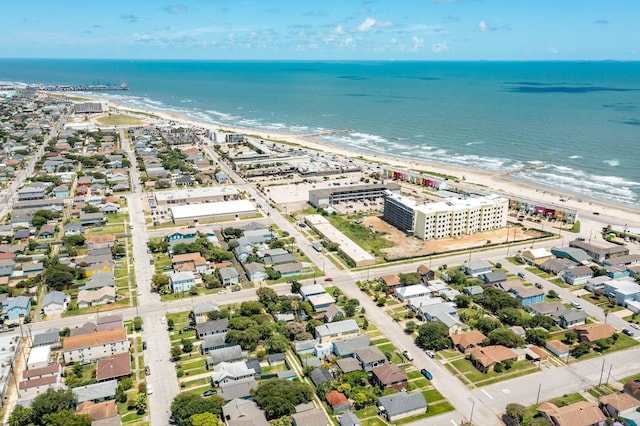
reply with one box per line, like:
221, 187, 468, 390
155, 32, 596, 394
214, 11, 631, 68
1, 59, 639, 208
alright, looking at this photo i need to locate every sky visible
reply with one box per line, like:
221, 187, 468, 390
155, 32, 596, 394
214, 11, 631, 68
1, 0, 638, 61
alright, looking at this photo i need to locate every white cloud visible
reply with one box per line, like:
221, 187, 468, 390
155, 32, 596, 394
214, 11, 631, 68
478, 20, 488, 32
357, 18, 377, 32
411, 36, 424, 52
432, 41, 449, 53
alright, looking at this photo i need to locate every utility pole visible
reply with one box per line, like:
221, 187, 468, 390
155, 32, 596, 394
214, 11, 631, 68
598, 358, 606, 386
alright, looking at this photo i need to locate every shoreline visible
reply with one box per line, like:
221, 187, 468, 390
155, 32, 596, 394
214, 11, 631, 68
76, 94, 640, 230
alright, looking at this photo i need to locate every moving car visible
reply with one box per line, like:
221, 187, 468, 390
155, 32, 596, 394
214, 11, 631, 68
517, 272, 526, 279
402, 350, 414, 361
324, 277, 333, 282
420, 369, 433, 380
425, 350, 435, 358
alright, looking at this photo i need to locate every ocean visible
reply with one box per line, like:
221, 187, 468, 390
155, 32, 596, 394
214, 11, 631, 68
1, 59, 639, 208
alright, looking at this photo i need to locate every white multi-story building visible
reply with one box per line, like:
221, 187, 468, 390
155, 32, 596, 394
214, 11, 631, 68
62, 328, 130, 363
384, 193, 508, 240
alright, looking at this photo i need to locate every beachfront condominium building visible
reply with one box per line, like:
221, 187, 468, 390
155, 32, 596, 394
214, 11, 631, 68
383, 192, 508, 240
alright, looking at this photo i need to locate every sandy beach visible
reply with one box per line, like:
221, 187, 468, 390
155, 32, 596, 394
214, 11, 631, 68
88, 96, 640, 233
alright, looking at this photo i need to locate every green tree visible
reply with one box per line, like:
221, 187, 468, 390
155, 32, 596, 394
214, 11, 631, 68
252, 379, 313, 419
134, 393, 147, 414
228, 317, 257, 330
478, 287, 520, 313
498, 307, 526, 326
405, 321, 417, 334
454, 294, 472, 308
547, 289, 559, 299
525, 328, 551, 346
171, 393, 225, 426
151, 273, 171, 294
505, 403, 526, 424
167, 318, 175, 330
181, 339, 193, 353
570, 342, 591, 358
42, 410, 92, 426
45, 270, 74, 290
376, 296, 387, 306
31, 389, 77, 420
265, 334, 290, 354
475, 317, 501, 335
528, 315, 554, 330
8, 405, 33, 426
487, 329, 525, 348
239, 301, 264, 316
290, 280, 302, 294
171, 346, 182, 361
415, 322, 452, 351
398, 272, 421, 285
133, 316, 143, 331
226, 329, 261, 351
563, 330, 578, 345
190, 413, 219, 426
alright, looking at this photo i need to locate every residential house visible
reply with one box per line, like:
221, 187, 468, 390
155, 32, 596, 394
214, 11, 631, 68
19, 366, 64, 396
80, 212, 106, 227
193, 300, 219, 324
300, 284, 327, 300
85, 235, 116, 250
604, 278, 640, 306
336, 358, 361, 374
537, 401, 604, 426
461, 260, 493, 277
169, 271, 196, 294
575, 324, 616, 343
2, 295, 31, 320
244, 262, 267, 281
220, 378, 258, 401
332, 335, 371, 358
200, 334, 227, 354
540, 258, 576, 275
210, 361, 255, 386
262, 249, 296, 267
555, 309, 588, 328
481, 271, 508, 286
97, 315, 124, 332
326, 390, 351, 413
81, 271, 116, 290
42, 291, 69, 316
354, 346, 386, 370
623, 378, 640, 400
521, 248, 553, 266
395, 284, 430, 302
83, 261, 113, 277
308, 293, 336, 312
72, 380, 118, 404
507, 285, 545, 307
561, 266, 594, 285
468, 345, 519, 372
291, 409, 329, 426
309, 368, 333, 387
219, 267, 240, 286
450, 330, 487, 353
339, 412, 362, 426
273, 262, 303, 277
195, 318, 229, 339
165, 229, 197, 242
76, 400, 119, 423
569, 240, 629, 263
600, 392, 640, 417
371, 363, 408, 391
324, 304, 344, 322
417, 264, 435, 283
77, 287, 116, 308
315, 319, 359, 344
294, 339, 317, 357
0, 259, 16, 277
206, 345, 244, 369
171, 252, 209, 274
527, 301, 566, 317
96, 352, 131, 382
380, 274, 402, 290
33, 329, 61, 348
22, 262, 44, 275
268, 353, 286, 366
62, 328, 130, 363
419, 302, 467, 335
222, 399, 269, 426
38, 224, 56, 239
377, 392, 427, 422
462, 286, 484, 296
99, 203, 119, 215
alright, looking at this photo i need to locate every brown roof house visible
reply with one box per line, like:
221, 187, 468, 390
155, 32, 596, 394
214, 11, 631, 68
380, 274, 401, 289
450, 330, 486, 353
468, 345, 519, 372
545, 340, 570, 358
62, 327, 129, 363
417, 264, 435, 283
537, 401, 604, 426
623, 378, 640, 401
371, 363, 408, 392
326, 390, 352, 413
96, 352, 131, 382
77, 400, 119, 422
575, 323, 616, 343
600, 392, 640, 417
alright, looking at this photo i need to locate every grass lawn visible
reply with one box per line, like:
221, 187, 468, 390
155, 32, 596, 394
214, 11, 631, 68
354, 406, 379, 419
371, 338, 390, 345
407, 370, 422, 380
97, 114, 146, 126
409, 378, 430, 390
422, 388, 445, 402
360, 418, 387, 426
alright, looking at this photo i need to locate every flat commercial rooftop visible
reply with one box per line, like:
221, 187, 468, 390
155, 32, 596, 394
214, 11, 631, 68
306, 214, 375, 267
154, 186, 239, 202
169, 199, 256, 220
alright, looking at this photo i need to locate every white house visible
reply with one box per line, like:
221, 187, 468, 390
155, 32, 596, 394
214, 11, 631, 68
395, 284, 430, 302
42, 291, 69, 316
170, 271, 196, 294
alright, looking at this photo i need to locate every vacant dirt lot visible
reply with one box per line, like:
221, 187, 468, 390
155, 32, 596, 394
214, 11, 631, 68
361, 215, 543, 260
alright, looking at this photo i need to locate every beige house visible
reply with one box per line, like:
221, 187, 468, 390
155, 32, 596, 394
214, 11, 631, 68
315, 319, 359, 344
468, 345, 519, 372
537, 401, 604, 426
77, 287, 116, 308
62, 327, 129, 363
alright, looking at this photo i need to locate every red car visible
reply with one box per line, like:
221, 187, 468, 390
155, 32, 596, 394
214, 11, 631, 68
144, 366, 150, 376
324, 277, 333, 282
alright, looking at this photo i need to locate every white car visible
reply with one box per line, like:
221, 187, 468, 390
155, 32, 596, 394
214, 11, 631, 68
147, 384, 154, 395
160, 317, 166, 324
426, 350, 435, 358
137, 289, 142, 296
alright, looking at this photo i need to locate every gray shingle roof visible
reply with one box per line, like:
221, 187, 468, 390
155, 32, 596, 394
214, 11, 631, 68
377, 391, 427, 417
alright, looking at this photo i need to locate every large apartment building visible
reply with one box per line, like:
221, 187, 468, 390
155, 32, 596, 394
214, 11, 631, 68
62, 327, 130, 363
383, 192, 508, 240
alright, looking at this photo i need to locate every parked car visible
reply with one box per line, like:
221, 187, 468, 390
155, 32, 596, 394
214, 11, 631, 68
623, 328, 634, 337
420, 369, 433, 380
203, 389, 217, 397
517, 272, 526, 279
147, 384, 154, 395
144, 366, 150, 376
402, 350, 414, 361
324, 277, 333, 282
631, 323, 640, 330
425, 350, 435, 358
142, 341, 147, 350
